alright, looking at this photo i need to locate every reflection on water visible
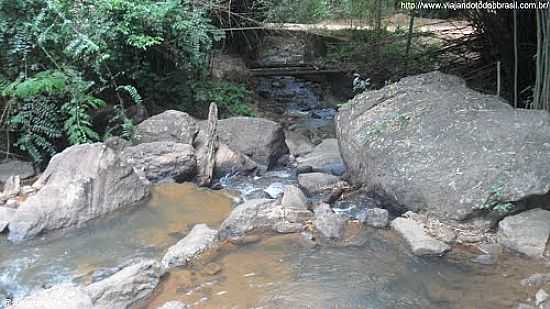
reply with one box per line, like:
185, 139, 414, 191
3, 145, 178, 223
0, 183, 233, 301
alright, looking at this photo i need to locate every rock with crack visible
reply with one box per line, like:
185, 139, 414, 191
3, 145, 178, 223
497, 208, 550, 258
85, 259, 164, 309
135, 110, 198, 144
122, 142, 197, 182
8, 143, 150, 242
297, 139, 345, 176
162, 224, 218, 270
219, 196, 313, 240
9, 284, 94, 309
337, 71, 550, 222
313, 203, 346, 240
391, 217, 450, 256
298, 172, 344, 195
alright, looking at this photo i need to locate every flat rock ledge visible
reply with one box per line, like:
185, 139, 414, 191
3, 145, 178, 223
391, 217, 450, 256
497, 208, 550, 258
161, 224, 218, 270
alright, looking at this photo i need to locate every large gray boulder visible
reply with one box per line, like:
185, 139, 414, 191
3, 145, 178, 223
135, 110, 198, 144
8, 143, 150, 242
122, 142, 196, 182
297, 139, 345, 176
0, 160, 34, 183
216, 117, 288, 168
10, 285, 94, 309
336, 71, 550, 221
391, 217, 450, 256
161, 224, 218, 270
497, 208, 550, 257
85, 259, 164, 309
219, 197, 313, 240
210, 143, 258, 177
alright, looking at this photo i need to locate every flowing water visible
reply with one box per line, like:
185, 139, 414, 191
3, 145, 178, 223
0, 176, 547, 308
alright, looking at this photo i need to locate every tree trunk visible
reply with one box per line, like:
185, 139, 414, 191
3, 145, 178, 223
198, 103, 219, 187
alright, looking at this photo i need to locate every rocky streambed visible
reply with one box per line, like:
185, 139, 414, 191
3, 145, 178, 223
1, 71, 550, 309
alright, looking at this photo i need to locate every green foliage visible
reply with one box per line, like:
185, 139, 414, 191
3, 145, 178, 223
192, 81, 255, 118
3, 70, 105, 162
0, 0, 224, 162
482, 181, 517, 214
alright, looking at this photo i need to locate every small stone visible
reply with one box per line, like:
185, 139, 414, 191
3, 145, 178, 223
536, 289, 549, 306
202, 263, 222, 276
471, 254, 497, 265
364, 208, 389, 228
263, 183, 285, 199
161, 224, 218, 269
313, 203, 345, 240
391, 217, 450, 256
158, 300, 190, 309
273, 221, 304, 234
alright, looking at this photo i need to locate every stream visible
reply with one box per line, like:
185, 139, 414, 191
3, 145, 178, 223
0, 76, 547, 308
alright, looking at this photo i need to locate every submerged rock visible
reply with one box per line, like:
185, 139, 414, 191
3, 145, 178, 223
135, 110, 198, 145
216, 117, 288, 168
298, 172, 343, 195
337, 71, 550, 221
10, 284, 94, 309
297, 139, 345, 176
158, 301, 190, 309
313, 203, 345, 240
8, 143, 150, 242
162, 224, 218, 270
86, 259, 163, 309
122, 142, 196, 182
497, 209, 550, 257
391, 217, 450, 256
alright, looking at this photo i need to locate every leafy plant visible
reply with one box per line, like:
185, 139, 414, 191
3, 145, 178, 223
192, 81, 255, 118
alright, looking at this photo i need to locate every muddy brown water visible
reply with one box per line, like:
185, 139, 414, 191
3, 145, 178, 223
0, 182, 548, 308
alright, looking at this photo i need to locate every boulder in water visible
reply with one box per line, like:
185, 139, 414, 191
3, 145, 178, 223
135, 110, 198, 145
8, 143, 150, 242
122, 142, 197, 182
391, 217, 450, 256
312, 203, 346, 240
10, 284, 94, 309
161, 224, 219, 270
336, 71, 550, 221
298, 172, 344, 195
85, 259, 164, 309
215, 117, 288, 168
497, 208, 550, 257
297, 139, 345, 176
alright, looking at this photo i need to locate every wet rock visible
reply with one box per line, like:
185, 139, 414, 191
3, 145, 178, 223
297, 139, 345, 176
264, 182, 285, 199
10, 284, 93, 309
8, 143, 150, 242
296, 165, 313, 175
281, 185, 309, 210
471, 254, 497, 265
135, 110, 198, 144
219, 198, 313, 239
522, 273, 550, 287
298, 172, 343, 195
202, 263, 223, 276
337, 71, 550, 222
122, 142, 196, 182
0, 206, 15, 232
362, 208, 389, 228
285, 130, 314, 158
313, 203, 345, 240
536, 289, 549, 306
497, 208, 550, 257
215, 117, 288, 168
0, 160, 34, 183
162, 224, 218, 269
391, 217, 450, 256
158, 301, 190, 309
86, 259, 163, 309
